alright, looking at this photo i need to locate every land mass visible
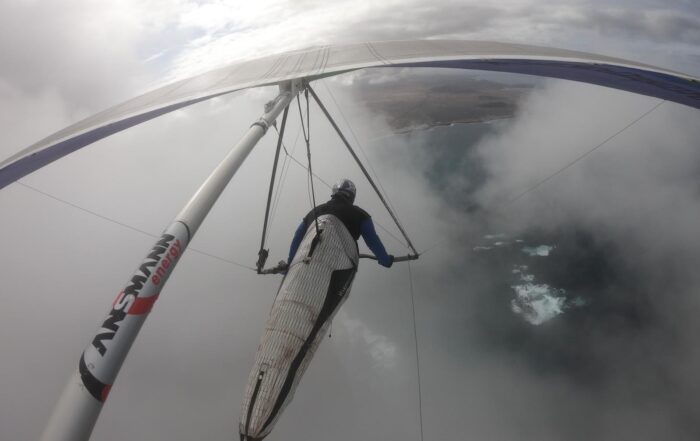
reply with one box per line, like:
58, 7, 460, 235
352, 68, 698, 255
353, 72, 533, 131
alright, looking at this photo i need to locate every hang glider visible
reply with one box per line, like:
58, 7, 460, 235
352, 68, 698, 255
28, 40, 700, 441
1, 40, 699, 190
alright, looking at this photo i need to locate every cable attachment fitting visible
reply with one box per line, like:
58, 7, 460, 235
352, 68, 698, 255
256, 248, 269, 274
250, 118, 270, 133
259, 260, 289, 275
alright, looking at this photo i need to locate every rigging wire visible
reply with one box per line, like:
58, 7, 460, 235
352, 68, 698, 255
15, 181, 257, 271
268, 125, 302, 235
270, 149, 293, 234
417, 100, 666, 258
307, 172, 315, 210
408, 261, 424, 441
265, 81, 416, 255
306, 82, 419, 257
269, 138, 409, 248
269, 156, 289, 235
407, 101, 664, 441
321, 81, 405, 231
505, 100, 665, 205
271, 89, 409, 249
297, 89, 320, 236
257, 105, 290, 272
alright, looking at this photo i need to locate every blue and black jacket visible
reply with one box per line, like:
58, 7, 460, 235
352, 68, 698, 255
288, 195, 393, 267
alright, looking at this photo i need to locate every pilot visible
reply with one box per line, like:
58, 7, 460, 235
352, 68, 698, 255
287, 178, 394, 268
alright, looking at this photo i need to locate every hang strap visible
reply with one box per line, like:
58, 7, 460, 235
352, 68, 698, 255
297, 88, 320, 237
257, 105, 290, 273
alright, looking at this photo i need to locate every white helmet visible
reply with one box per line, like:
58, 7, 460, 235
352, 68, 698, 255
331, 178, 356, 203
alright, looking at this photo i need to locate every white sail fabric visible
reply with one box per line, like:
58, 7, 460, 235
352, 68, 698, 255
1, 40, 699, 190
239, 214, 359, 441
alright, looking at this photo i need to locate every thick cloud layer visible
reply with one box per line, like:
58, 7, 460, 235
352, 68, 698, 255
1, 2, 700, 441
164, 0, 700, 79
386, 79, 700, 440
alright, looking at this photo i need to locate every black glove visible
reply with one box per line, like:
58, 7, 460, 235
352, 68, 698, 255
380, 254, 394, 268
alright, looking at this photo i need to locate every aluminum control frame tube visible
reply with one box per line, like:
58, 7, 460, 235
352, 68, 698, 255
41, 80, 300, 441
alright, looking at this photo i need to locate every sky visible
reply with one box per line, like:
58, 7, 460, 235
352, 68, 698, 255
1, 1, 700, 441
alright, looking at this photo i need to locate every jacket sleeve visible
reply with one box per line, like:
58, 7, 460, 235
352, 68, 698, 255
360, 218, 393, 267
288, 221, 307, 264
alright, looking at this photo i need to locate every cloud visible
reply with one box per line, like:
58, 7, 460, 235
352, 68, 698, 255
407, 79, 700, 439
335, 311, 399, 369
0, 79, 74, 153
165, 0, 700, 81
0, 75, 451, 440
321, 69, 700, 440
2, 2, 700, 440
561, 7, 700, 46
0, 1, 162, 109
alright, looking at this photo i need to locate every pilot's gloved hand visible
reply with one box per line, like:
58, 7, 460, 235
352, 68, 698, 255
379, 254, 394, 268
279, 260, 289, 275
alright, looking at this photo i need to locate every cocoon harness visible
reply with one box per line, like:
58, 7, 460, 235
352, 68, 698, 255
240, 214, 358, 441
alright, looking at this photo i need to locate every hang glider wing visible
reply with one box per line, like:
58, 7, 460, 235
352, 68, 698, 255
1, 40, 698, 189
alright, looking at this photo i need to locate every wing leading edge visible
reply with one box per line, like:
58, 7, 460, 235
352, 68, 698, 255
1, 40, 698, 189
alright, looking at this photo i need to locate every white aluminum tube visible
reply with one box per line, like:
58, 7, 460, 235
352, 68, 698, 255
176, 80, 298, 233
41, 80, 299, 441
